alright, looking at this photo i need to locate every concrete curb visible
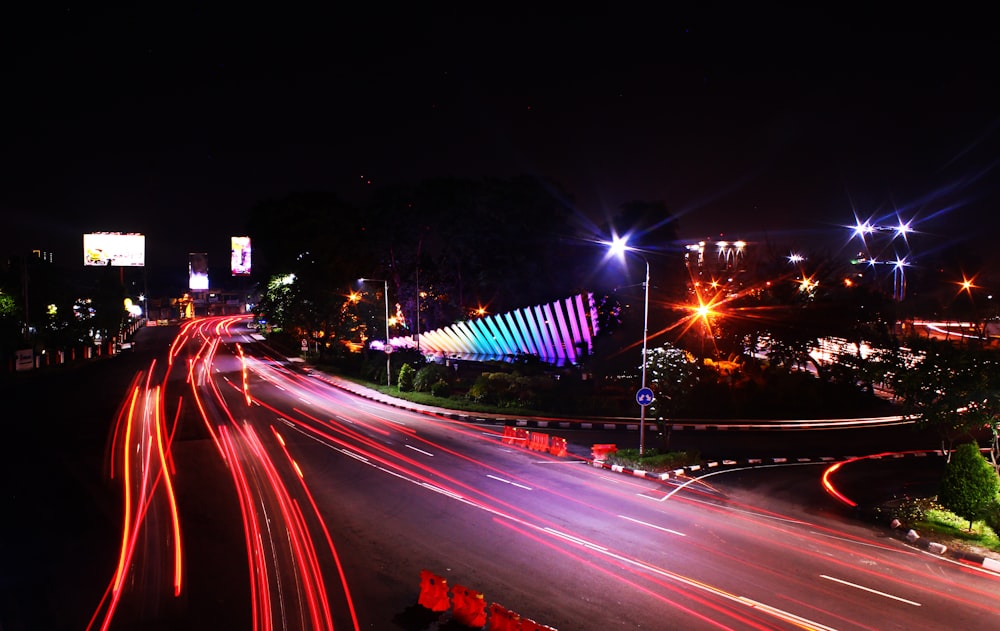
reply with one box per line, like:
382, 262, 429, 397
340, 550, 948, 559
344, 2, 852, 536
890, 520, 1000, 571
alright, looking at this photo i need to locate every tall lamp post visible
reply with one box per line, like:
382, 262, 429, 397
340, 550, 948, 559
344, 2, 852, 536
607, 236, 652, 456
850, 217, 911, 302
359, 277, 392, 387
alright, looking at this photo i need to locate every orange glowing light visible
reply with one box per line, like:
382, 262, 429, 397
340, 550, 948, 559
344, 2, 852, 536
958, 276, 977, 294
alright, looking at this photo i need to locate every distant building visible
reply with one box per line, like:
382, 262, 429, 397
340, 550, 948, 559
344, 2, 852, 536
684, 238, 751, 296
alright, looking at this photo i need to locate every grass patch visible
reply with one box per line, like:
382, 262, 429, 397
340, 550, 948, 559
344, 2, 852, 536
917, 508, 1000, 551
331, 373, 552, 417
606, 448, 701, 473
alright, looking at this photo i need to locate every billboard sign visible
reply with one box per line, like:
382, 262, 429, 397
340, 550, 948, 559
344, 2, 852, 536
15, 348, 34, 371
189, 253, 209, 290
83, 232, 145, 267
231, 236, 252, 276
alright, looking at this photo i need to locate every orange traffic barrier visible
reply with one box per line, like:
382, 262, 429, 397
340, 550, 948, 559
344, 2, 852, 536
591, 443, 617, 461
501, 426, 517, 445
451, 584, 487, 628
513, 427, 530, 446
487, 602, 520, 630
529, 432, 550, 452
520, 618, 558, 631
548, 436, 568, 457
417, 569, 450, 612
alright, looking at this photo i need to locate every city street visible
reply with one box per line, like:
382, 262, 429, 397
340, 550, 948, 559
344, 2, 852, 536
2, 319, 999, 630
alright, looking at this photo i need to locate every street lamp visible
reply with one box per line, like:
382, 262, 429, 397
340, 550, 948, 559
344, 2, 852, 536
607, 235, 651, 455
849, 216, 912, 302
359, 277, 392, 387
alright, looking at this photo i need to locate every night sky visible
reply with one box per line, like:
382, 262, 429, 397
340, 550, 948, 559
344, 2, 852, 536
3, 6, 998, 291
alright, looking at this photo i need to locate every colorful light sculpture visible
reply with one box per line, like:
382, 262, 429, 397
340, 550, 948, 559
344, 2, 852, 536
405, 292, 598, 365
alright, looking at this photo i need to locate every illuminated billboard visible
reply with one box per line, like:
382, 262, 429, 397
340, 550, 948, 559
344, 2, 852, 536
189, 252, 209, 290
231, 236, 252, 276
83, 232, 145, 267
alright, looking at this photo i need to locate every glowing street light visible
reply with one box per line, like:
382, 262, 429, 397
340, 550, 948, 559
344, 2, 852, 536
606, 235, 652, 456
849, 215, 913, 302
359, 277, 392, 386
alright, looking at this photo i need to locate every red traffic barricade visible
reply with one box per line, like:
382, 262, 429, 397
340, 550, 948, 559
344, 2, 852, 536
417, 569, 450, 612
591, 443, 617, 461
529, 432, 550, 452
548, 436, 568, 457
501, 425, 517, 445
451, 584, 487, 628
487, 602, 520, 630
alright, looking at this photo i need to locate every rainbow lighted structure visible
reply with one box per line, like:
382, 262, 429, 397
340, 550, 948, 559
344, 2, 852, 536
386, 292, 599, 365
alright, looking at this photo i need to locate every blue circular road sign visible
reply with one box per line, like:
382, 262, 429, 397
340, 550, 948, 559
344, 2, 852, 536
636, 387, 655, 406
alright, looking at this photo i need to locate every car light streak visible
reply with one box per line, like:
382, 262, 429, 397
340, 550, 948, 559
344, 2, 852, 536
338, 448, 370, 463
248, 362, 939, 628
186, 334, 359, 631
111, 317, 996, 630
219, 426, 272, 630
498, 518, 788, 630
243, 343, 1000, 619
270, 425, 361, 630
681, 467, 1000, 615
543, 527, 609, 551
270, 397, 827, 627
152, 385, 184, 596
91, 374, 185, 631
487, 474, 533, 490
107, 371, 143, 480
820, 461, 857, 507
820, 575, 921, 606
191, 352, 331, 629
95, 317, 368, 629
618, 514, 687, 537
239, 423, 335, 630
237, 342, 252, 405
405, 444, 435, 457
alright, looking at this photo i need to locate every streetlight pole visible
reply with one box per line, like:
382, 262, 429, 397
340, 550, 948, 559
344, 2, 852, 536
639, 256, 650, 456
359, 278, 391, 387
606, 236, 652, 456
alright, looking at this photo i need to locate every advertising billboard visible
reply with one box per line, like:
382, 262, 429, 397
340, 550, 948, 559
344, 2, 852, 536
231, 236, 252, 276
189, 252, 209, 290
83, 232, 146, 267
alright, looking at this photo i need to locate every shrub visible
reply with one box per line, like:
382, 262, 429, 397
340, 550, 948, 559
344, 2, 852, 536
397, 363, 415, 392
873, 496, 936, 526
430, 379, 451, 398
938, 442, 1000, 531
986, 499, 1000, 536
415, 364, 452, 392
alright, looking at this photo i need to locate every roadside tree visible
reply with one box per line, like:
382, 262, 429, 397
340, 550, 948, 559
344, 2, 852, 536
938, 442, 1000, 531
645, 343, 700, 450
892, 339, 1000, 462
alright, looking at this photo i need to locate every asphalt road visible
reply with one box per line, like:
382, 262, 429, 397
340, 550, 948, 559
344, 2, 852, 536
3, 320, 998, 630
